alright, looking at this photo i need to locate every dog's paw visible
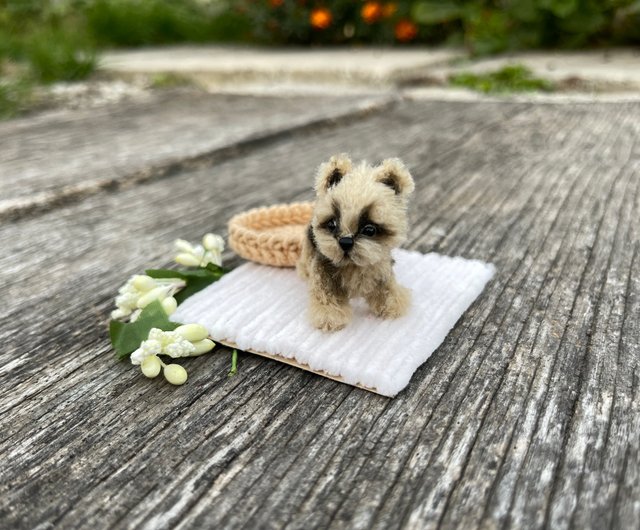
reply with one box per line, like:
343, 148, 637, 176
370, 284, 411, 319
310, 303, 352, 332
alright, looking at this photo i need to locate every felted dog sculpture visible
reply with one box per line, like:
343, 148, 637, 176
297, 154, 415, 331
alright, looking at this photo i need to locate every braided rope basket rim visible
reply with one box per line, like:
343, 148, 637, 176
228, 202, 314, 267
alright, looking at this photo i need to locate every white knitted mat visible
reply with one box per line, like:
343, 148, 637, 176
171, 249, 495, 397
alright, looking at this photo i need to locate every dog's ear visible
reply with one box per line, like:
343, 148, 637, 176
375, 158, 415, 197
315, 154, 352, 195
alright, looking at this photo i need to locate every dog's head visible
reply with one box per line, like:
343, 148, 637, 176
311, 154, 414, 267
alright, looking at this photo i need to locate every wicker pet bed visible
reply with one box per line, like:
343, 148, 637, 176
228, 202, 313, 267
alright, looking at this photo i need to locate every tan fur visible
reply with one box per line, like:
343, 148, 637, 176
297, 154, 415, 331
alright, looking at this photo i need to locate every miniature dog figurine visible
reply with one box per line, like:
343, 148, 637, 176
297, 154, 415, 331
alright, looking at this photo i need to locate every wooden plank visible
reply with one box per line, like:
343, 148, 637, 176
0, 90, 390, 219
0, 99, 638, 529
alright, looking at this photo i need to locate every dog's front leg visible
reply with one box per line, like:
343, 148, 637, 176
365, 277, 411, 320
308, 257, 352, 332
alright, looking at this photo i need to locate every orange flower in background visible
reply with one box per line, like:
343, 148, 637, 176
382, 3, 397, 17
310, 8, 332, 29
361, 2, 383, 24
269, 0, 284, 6
395, 19, 418, 41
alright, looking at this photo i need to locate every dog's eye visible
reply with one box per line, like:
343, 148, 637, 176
326, 219, 337, 232
361, 224, 377, 237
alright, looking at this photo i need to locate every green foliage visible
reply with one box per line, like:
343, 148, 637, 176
0, 27, 21, 60
1, 1, 97, 85
2, 0, 639, 58
110, 264, 227, 359
110, 300, 180, 359
408, 0, 640, 53
449, 64, 554, 93
148, 72, 195, 90
145, 264, 227, 304
24, 28, 96, 83
462, 7, 511, 55
612, 1, 640, 42
412, 2, 464, 24
0, 77, 33, 119
0, 0, 638, 106
84, 0, 250, 47
238, 0, 640, 51
0, 0, 249, 89
237, 1, 410, 45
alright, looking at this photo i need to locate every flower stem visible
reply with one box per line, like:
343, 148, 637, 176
228, 349, 238, 377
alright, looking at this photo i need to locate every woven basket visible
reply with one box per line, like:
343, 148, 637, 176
228, 202, 314, 267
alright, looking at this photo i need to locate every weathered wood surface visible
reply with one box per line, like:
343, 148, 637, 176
0, 90, 388, 219
0, 94, 638, 530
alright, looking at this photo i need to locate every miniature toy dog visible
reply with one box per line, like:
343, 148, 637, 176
297, 154, 415, 331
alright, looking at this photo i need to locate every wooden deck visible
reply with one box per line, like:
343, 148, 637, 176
1, 90, 638, 529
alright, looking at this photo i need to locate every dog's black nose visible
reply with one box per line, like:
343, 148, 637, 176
338, 237, 354, 252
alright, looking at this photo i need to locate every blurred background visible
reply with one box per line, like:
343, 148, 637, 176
1, 0, 640, 118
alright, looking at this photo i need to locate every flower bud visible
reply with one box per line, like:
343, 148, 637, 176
175, 253, 201, 267
190, 339, 215, 355
205, 250, 222, 267
110, 308, 128, 320
137, 286, 167, 308
141, 355, 162, 378
202, 233, 224, 252
174, 239, 195, 253
161, 296, 178, 315
164, 364, 188, 385
132, 275, 156, 292
174, 323, 208, 342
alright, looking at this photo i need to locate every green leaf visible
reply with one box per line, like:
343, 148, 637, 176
174, 274, 217, 304
146, 265, 227, 281
145, 266, 227, 304
110, 300, 180, 360
144, 268, 188, 280
205, 263, 227, 276
411, 1, 464, 24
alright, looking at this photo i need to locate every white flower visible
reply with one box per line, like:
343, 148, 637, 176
202, 232, 224, 267
130, 328, 197, 365
111, 275, 185, 320
130, 337, 162, 365
174, 233, 224, 268
161, 297, 178, 315
174, 323, 209, 342
203, 233, 224, 253
149, 328, 196, 358
175, 252, 202, 267
110, 309, 128, 320
174, 239, 196, 253
163, 364, 188, 385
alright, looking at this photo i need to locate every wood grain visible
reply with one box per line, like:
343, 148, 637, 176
0, 95, 638, 529
0, 90, 390, 220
